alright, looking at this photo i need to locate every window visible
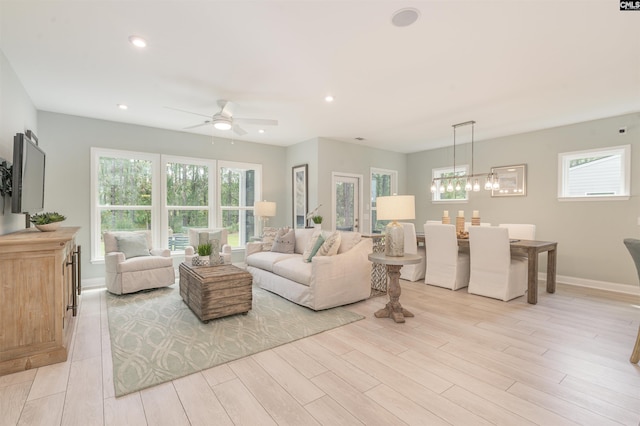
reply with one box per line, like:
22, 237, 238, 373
91, 148, 160, 260
558, 145, 630, 200
91, 149, 262, 261
370, 168, 397, 233
218, 161, 262, 248
431, 165, 469, 202
162, 156, 215, 252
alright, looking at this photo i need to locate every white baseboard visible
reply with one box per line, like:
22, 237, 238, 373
540, 273, 640, 296
82, 277, 105, 289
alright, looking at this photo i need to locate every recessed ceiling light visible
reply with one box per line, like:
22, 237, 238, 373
117, 104, 128, 110
128, 35, 147, 48
391, 8, 420, 27
325, 95, 334, 103
258, 129, 265, 134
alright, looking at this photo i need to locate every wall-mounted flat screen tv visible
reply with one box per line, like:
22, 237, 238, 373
11, 132, 46, 214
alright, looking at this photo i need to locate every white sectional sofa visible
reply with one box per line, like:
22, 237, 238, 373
245, 228, 373, 310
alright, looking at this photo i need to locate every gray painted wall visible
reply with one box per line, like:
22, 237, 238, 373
407, 112, 640, 289
317, 137, 407, 233
38, 111, 287, 279
0, 51, 38, 234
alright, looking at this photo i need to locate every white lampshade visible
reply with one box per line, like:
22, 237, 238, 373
376, 195, 415, 221
255, 201, 276, 217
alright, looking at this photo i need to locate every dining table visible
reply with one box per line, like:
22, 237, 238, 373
416, 232, 557, 305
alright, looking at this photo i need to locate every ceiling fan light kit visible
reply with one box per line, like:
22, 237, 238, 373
168, 100, 277, 136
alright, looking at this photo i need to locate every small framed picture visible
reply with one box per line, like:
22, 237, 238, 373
491, 164, 527, 197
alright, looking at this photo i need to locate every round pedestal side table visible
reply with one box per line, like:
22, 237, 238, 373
368, 252, 422, 323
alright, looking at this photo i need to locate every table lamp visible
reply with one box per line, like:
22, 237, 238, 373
255, 200, 276, 236
376, 195, 415, 257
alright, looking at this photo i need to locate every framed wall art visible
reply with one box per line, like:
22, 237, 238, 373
491, 164, 527, 197
292, 164, 308, 228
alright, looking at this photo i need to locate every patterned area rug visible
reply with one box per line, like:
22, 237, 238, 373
106, 283, 364, 397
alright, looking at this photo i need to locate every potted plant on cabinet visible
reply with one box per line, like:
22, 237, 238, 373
30, 212, 66, 232
312, 215, 323, 230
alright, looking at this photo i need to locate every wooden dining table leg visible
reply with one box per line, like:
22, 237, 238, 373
546, 247, 557, 294
527, 248, 539, 304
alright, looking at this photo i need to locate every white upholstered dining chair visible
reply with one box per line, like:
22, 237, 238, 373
399, 222, 426, 281
498, 223, 536, 240
467, 226, 528, 301
623, 238, 640, 364
424, 223, 470, 290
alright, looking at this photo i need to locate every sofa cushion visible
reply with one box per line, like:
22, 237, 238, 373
337, 231, 362, 254
247, 251, 298, 272
294, 228, 316, 254
271, 228, 295, 253
272, 256, 312, 286
317, 231, 341, 257
115, 233, 150, 259
116, 255, 173, 273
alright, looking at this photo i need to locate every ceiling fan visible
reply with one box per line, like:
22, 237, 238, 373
167, 100, 278, 136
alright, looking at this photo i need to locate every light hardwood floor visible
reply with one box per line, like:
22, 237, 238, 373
1, 280, 639, 426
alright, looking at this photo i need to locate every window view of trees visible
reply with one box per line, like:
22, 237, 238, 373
220, 165, 256, 247
166, 162, 210, 250
371, 171, 394, 233
92, 149, 262, 260
98, 157, 153, 234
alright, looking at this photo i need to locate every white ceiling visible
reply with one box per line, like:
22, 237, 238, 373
1, 1, 639, 153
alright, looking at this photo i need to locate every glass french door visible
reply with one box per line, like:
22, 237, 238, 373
333, 174, 360, 232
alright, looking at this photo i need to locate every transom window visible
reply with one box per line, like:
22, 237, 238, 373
558, 145, 630, 200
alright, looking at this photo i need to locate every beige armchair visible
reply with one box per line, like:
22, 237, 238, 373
103, 231, 175, 295
184, 228, 232, 265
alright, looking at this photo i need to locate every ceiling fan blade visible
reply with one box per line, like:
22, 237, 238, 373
183, 121, 211, 130
165, 106, 211, 119
217, 100, 235, 118
234, 117, 278, 126
232, 124, 248, 136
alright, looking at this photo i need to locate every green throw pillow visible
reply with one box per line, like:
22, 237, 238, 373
305, 234, 325, 262
115, 234, 150, 259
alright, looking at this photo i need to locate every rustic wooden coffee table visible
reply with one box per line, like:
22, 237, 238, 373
179, 262, 253, 323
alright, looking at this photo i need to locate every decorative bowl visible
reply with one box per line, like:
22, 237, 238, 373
35, 222, 63, 232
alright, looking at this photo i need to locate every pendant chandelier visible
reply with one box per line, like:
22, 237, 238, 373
430, 120, 499, 194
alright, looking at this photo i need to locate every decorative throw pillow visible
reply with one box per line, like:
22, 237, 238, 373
262, 226, 278, 251
115, 234, 150, 259
302, 228, 323, 260
337, 232, 362, 254
317, 231, 341, 257
271, 228, 295, 254
305, 234, 325, 262
198, 230, 222, 248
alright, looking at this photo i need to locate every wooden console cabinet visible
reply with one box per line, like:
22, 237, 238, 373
0, 227, 81, 376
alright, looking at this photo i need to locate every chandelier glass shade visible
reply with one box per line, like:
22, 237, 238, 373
430, 121, 499, 194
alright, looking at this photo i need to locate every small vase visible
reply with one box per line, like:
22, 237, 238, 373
314, 223, 322, 230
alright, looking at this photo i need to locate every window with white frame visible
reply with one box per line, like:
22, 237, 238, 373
370, 168, 397, 234
431, 165, 469, 202
162, 155, 216, 252
218, 161, 262, 248
91, 150, 263, 261
558, 145, 630, 200
91, 148, 160, 261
